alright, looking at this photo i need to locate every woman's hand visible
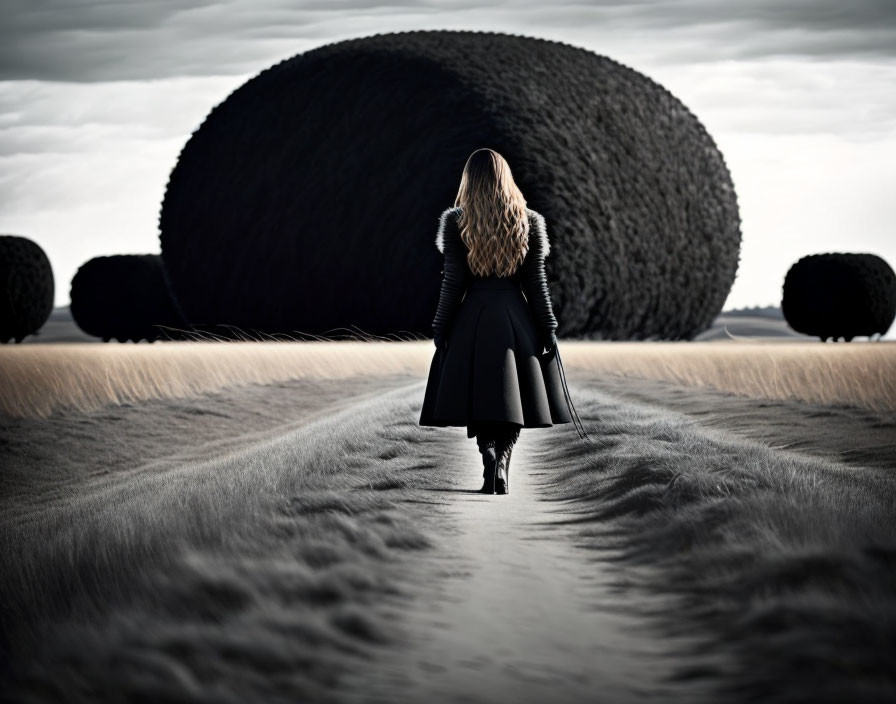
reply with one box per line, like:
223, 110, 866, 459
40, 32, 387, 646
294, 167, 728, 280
540, 330, 558, 355
434, 334, 448, 350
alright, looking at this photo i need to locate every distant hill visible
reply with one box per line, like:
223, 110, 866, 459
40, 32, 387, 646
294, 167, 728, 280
714, 305, 784, 320
18, 306, 98, 343
694, 306, 811, 341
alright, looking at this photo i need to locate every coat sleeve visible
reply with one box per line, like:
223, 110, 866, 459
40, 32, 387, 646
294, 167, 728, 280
520, 211, 558, 340
432, 209, 469, 341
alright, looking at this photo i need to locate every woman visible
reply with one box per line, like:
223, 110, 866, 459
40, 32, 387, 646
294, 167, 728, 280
419, 148, 587, 495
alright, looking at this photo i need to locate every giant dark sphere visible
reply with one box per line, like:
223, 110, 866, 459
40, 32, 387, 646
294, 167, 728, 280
159, 30, 741, 340
0, 235, 54, 343
782, 253, 896, 342
70, 254, 191, 342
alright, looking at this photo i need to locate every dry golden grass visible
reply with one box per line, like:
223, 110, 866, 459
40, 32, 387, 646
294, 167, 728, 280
0, 341, 429, 418
560, 340, 896, 413
0, 340, 893, 419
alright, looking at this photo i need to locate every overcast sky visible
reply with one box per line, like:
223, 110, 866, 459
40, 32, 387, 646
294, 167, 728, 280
1, 0, 895, 337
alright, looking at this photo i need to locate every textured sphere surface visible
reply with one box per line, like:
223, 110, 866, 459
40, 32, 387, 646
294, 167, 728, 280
160, 30, 741, 339
782, 253, 896, 341
70, 254, 189, 342
0, 235, 54, 343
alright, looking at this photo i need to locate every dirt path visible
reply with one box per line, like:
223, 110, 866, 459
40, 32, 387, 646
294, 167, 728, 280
339, 420, 711, 704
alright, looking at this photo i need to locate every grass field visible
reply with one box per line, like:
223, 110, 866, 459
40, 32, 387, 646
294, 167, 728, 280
1, 340, 894, 418
1, 342, 894, 702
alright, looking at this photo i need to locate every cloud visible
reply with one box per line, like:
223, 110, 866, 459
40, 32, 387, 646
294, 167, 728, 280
1, 59, 894, 325
0, 76, 245, 304
2, 0, 896, 82
645, 59, 896, 141
719, 131, 896, 315
1, 2, 894, 342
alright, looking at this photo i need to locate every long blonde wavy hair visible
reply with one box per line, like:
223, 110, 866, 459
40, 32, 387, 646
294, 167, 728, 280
453, 148, 530, 277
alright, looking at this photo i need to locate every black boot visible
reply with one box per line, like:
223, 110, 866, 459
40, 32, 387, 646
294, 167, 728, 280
495, 450, 508, 495
503, 444, 514, 494
479, 446, 497, 494
495, 427, 520, 495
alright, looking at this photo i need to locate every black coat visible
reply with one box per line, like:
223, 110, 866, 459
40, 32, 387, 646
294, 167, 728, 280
418, 206, 573, 437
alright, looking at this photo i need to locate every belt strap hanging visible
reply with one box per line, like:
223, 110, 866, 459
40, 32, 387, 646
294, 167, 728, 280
554, 345, 591, 442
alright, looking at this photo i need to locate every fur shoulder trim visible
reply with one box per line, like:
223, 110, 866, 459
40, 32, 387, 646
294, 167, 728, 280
435, 206, 462, 254
526, 208, 550, 259
435, 206, 550, 259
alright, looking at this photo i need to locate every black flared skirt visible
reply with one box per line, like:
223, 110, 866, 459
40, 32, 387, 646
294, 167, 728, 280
419, 278, 573, 438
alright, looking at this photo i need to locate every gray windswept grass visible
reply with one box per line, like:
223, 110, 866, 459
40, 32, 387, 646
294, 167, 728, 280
0, 384, 437, 703
532, 385, 896, 703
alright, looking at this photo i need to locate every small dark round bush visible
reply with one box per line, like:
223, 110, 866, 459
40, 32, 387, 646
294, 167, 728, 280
782, 253, 896, 341
70, 254, 191, 342
159, 30, 741, 340
0, 235, 55, 343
